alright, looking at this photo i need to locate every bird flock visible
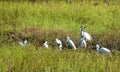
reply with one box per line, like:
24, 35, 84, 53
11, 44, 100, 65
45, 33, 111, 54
19, 26, 111, 54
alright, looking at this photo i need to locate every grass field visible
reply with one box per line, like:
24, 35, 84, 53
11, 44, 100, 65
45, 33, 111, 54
0, 0, 120, 72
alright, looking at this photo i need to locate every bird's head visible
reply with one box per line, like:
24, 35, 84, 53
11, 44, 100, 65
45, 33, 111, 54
55, 38, 59, 43
56, 38, 58, 41
66, 36, 70, 40
80, 26, 85, 31
80, 25, 87, 30
96, 44, 100, 48
96, 44, 100, 50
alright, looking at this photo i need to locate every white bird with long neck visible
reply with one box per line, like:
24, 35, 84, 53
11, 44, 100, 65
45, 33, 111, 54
96, 44, 111, 54
55, 38, 62, 50
80, 26, 92, 42
78, 37, 86, 48
43, 41, 48, 48
66, 36, 77, 50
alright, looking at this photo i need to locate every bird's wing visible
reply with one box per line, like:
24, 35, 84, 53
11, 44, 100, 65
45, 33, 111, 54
101, 47, 110, 53
69, 40, 76, 48
58, 40, 62, 45
78, 38, 83, 46
19, 42, 24, 46
69, 40, 74, 46
43, 43, 48, 48
83, 40, 86, 48
78, 39, 86, 48
43, 43, 46, 47
84, 32, 92, 41
56, 40, 62, 45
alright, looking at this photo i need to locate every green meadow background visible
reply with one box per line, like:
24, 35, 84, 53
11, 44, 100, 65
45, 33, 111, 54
0, 0, 120, 72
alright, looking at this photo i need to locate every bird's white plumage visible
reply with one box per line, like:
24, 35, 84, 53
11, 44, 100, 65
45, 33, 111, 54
82, 32, 92, 41
80, 26, 92, 42
55, 38, 62, 50
78, 38, 86, 48
96, 44, 110, 54
66, 36, 77, 50
18, 39, 28, 46
43, 41, 48, 48
24, 39, 28, 45
19, 42, 25, 46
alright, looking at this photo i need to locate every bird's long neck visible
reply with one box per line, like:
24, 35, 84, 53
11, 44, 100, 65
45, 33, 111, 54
67, 38, 70, 42
81, 30, 84, 37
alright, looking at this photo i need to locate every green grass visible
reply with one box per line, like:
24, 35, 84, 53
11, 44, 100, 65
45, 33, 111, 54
0, 1, 120, 33
0, 44, 120, 72
0, 1, 120, 72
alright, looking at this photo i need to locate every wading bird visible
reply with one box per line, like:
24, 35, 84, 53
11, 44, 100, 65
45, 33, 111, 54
80, 26, 92, 42
18, 39, 28, 46
78, 37, 86, 48
43, 41, 48, 48
96, 44, 111, 54
66, 36, 77, 50
55, 38, 62, 50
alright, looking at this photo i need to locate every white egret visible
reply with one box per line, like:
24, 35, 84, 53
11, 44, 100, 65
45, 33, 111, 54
80, 26, 92, 42
66, 36, 77, 50
78, 38, 86, 48
55, 38, 62, 50
43, 41, 48, 48
96, 44, 111, 54
18, 39, 28, 46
